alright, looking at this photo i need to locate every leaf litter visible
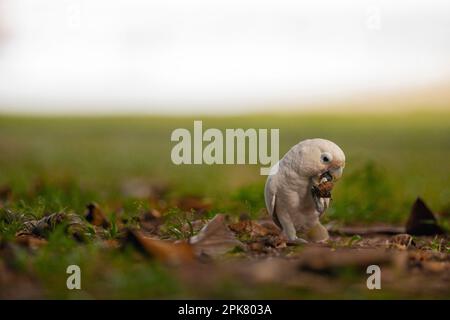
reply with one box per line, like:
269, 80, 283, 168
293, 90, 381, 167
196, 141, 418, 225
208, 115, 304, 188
0, 196, 449, 298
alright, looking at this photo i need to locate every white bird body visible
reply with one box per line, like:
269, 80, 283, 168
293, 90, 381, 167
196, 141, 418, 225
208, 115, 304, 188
265, 138, 345, 243
265, 171, 318, 233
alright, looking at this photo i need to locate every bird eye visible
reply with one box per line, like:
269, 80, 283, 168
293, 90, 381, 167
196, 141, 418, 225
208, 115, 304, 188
320, 152, 332, 163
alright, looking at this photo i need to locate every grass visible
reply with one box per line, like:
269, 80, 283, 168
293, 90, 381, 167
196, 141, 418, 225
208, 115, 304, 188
0, 112, 448, 223
0, 111, 449, 298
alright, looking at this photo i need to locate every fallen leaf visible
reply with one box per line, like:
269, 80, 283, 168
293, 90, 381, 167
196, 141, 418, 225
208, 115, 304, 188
102, 239, 120, 249
189, 214, 244, 257
124, 229, 194, 265
229, 220, 277, 238
85, 202, 110, 228
15, 235, 47, 249
247, 235, 286, 253
389, 234, 415, 250
258, 220, 282, 235
16, 212, 88, 240
139, 209, 163, 234
21, 212, 65, 236
248, 242, 265, 252
229, 219, 285, 253
406, 198, 445, 236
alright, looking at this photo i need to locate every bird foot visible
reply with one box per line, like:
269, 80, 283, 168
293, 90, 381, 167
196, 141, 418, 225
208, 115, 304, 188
286, 237, 308, 245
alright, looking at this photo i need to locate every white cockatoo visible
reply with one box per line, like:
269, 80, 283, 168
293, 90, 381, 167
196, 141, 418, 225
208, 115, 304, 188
264, 138, 345, 243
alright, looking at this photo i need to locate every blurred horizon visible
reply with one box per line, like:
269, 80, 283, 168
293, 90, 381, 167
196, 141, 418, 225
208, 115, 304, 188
0, 0, 449, 115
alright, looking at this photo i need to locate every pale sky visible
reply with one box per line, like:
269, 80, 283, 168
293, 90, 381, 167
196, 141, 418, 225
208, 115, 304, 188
0, 0, 449, 114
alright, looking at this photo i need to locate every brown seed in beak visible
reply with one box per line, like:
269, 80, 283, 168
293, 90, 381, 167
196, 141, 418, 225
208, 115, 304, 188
312, 181, 334, 198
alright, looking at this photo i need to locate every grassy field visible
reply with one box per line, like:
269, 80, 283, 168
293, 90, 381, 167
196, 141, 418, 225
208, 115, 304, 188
0, 112, 449, 299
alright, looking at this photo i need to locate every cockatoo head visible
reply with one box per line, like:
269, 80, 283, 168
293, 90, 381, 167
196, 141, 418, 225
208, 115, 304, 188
293, 138, 345, 183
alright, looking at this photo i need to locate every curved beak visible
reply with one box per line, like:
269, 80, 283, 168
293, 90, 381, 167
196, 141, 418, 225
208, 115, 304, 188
329, 166, 344, 181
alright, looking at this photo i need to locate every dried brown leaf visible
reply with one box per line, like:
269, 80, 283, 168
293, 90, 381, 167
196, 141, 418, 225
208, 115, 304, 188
389, 234, 415, 250
125, 229, 194, 265
247, 235, 286, 253
15, 235, 47, 249
229, 220, 277, 238
139, 209, 163, 234
189, 214, 244, 257
406, 198, 445, 236
258, 220, 282, 235
85, 202, 110, 228
16, 212, 87, 240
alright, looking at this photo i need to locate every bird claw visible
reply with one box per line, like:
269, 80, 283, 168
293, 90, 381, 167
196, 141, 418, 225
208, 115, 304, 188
286, 237, 308, 245
312, 193, 330, 215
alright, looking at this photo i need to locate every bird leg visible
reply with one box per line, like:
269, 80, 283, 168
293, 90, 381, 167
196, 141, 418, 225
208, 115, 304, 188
276, 210, 308, 244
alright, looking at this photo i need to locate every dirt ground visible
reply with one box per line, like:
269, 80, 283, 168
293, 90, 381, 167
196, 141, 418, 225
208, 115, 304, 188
1, 205, 448, 299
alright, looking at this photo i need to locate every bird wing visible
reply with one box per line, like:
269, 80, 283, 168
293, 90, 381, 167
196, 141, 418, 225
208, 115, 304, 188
264, 176, 276, 217
264, 176, 282, 228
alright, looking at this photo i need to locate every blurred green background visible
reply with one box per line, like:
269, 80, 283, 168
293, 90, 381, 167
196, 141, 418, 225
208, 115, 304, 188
0, 112, 449, 224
